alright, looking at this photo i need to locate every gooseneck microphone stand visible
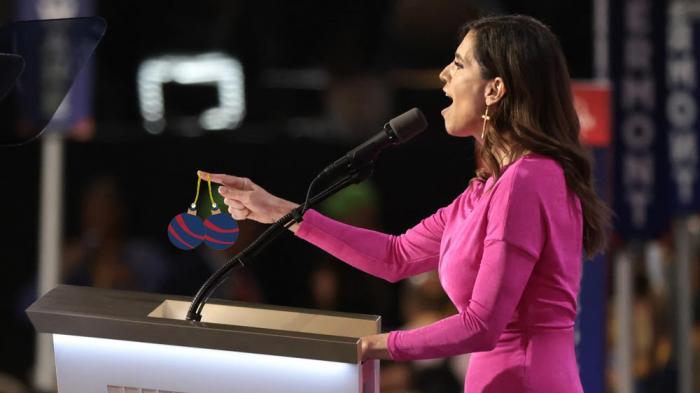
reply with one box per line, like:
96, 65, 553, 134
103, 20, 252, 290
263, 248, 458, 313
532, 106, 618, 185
186, 166, 374, 322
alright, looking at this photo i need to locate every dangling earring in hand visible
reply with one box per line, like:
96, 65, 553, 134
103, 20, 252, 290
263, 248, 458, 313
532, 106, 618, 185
167, 176, 206, 250
167, 173, 239, 251
202, 174, 239, 250
481, 105, 490, 140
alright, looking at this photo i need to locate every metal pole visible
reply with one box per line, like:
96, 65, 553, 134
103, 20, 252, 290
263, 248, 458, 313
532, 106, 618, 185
674, 219, 692, 393
32, 133, 64, 392
614, 248, 634, 393
593, 0, 609, 81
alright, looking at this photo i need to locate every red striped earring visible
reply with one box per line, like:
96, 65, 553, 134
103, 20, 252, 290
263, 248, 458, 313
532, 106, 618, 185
202, 174, 239, 250
167, 176, 205, 250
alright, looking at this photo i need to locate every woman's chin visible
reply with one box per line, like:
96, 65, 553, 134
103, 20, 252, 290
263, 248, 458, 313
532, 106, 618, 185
442, 110, 476, 137
445, 125, 475, 138
442, 108, 454, 134
443, 121, 456, 136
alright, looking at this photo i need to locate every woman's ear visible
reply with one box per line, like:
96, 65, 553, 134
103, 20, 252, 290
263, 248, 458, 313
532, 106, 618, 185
484, 77, 506, 106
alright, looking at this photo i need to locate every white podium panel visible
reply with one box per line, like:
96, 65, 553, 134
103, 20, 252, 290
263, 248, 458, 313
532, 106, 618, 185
54, 335, 364, 393
28, 286, 380, 393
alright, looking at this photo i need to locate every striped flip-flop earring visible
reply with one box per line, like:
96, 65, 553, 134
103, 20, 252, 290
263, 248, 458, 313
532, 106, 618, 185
202, 174, 239, 250
166, 175, 206, 250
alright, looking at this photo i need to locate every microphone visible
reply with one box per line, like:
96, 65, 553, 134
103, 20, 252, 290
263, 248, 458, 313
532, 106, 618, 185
321, 108, 427, 177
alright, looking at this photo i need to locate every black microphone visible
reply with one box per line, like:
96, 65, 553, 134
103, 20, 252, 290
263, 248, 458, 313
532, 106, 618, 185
321, 108, 428, 176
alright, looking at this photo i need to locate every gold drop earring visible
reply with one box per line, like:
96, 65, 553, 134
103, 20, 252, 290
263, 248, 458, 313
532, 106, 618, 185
481, 105, 490, 140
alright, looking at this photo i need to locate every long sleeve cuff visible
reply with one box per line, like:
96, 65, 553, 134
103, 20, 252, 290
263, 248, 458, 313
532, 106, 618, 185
387, 330, 400, 361
294, 209, 321, 240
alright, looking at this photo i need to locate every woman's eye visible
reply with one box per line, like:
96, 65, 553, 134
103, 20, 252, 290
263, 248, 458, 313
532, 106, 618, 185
453, 60, 463, 69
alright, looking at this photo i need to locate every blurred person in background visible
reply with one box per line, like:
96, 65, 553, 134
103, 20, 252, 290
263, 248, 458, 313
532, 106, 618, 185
199, 15, 611, 392
62, 175, 170, 291
631, 273, 674, 393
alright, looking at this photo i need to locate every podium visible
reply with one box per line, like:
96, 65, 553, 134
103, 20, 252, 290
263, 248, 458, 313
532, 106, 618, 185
27, 285, 380, 393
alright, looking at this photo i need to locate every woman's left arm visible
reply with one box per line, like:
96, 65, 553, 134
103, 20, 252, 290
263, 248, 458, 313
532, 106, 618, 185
359, 241, 537, 360
383, 240, 537, 360
365, 169, 546, 361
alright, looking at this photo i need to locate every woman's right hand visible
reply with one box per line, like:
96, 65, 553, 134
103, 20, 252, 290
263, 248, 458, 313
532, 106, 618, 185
198, 170, 301, 231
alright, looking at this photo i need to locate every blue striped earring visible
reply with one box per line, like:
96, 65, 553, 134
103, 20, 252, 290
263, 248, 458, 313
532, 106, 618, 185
202, 174, 239, 250
167, 176, 205, 250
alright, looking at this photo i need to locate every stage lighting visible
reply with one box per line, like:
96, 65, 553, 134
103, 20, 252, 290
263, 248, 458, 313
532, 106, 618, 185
137, 52, 245, 134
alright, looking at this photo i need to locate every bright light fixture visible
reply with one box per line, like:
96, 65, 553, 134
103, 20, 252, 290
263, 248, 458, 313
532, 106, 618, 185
137, 52, 245, 133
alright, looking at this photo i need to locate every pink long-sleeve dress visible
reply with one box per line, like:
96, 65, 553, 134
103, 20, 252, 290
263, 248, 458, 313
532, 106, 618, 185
295, 153, 584, 392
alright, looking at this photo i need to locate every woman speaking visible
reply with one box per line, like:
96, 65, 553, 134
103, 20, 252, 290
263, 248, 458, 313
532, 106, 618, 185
200, 14, 610, 393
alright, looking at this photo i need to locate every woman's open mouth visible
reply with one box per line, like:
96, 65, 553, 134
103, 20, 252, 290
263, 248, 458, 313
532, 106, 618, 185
442, 90, 453, 115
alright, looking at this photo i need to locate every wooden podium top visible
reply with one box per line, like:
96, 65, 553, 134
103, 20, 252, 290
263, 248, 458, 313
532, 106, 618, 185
27, 285, 381, 364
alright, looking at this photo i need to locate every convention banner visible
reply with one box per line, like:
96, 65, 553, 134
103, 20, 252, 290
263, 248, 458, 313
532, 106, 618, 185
665, 2, 700, 214
15, 0, 96, 137
611, 0, 670, 240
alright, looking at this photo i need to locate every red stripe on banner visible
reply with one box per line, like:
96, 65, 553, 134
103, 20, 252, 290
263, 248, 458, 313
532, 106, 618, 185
169, 224, 194, 249
176, 215, 204, 239
204, 235, 234, 245
205, 219, 240, 233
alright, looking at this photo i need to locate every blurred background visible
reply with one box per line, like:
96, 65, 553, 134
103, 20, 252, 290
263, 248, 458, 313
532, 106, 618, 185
0, 0, 697, 392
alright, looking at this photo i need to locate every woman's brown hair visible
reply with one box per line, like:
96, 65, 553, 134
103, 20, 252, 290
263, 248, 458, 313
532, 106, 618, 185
464, 15, 611, 257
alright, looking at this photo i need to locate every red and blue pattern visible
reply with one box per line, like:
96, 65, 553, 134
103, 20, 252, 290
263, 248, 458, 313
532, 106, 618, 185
204, 214, 239, 250
167, 213, 205, 250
